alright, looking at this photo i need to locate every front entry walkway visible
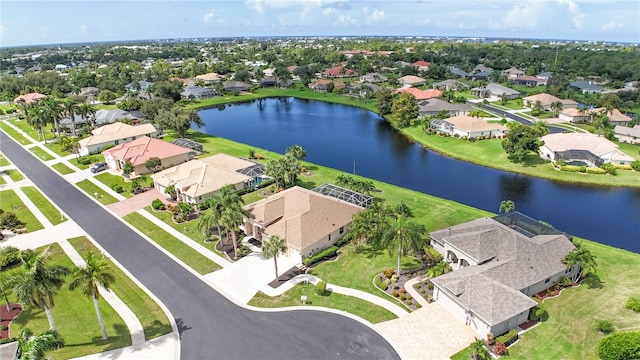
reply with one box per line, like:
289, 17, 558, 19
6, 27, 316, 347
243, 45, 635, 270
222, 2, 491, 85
107, 188, 167, 217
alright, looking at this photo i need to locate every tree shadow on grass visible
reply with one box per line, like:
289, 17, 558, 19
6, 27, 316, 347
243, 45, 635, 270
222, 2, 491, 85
360, 245, 385, 259
584, 274, 605, 289
143, 320, 173, 341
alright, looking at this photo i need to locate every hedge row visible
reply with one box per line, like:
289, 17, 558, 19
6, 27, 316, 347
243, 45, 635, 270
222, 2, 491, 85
495, 329, 518, 347
303, 246, 338, 267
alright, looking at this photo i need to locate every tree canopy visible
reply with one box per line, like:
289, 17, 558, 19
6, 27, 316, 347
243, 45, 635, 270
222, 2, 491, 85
501, 123, 546, 162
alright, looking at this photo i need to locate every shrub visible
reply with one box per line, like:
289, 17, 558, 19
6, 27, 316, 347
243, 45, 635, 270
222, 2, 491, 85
391, 274, 398, 283
383, 268, 395, 279
420, 289, 426, 294
0, 325, 7, 331
385, 278, 391, 286
392, 290, 398, 297
428, 283, 434, 290
405, 294, 412, 300
631, 161, 640, 172
596, 320, 615, 334
151, 199, 164, 210
600, 163, 617, 175
413, 283, 421, 289
405, 299, 412, 305
586, 167, 606, 174
423, 246, 443, 264
626, 297, 640, 312
487, 333, 495, 345
314, 281, 327, 295
495, 329, 518, 346
399, 293, 406, 301
0, 212, 20, 229
416, 303, 422, 309
111, 184, 124, 193
303, 246, 339, 266
597, 331, 640, 360
559, 277, 572, 287
0, 246, 21, 268
579, 166, 587, 173
529, 304, 546, 321
374, 275, 388, 291
494, 342, 508, 356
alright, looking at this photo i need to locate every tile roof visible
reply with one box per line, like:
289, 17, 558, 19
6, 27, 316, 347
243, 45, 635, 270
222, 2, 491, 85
398, 75, 426, 84
151, 154, 255, 199
418, 98, 472, 113
392, 87, 441, 100
614, 124, 640, 137
541, 133, 634, 161
195, 72, 224, 82
323, 66, 356, 76
102, 136, 190, 166
523, 93, 561, 106
412, 61, 431, 67
14, 92, 46, 103
442, 115, 507, 133
78, 123, 157, 147
244, 186, 362, 251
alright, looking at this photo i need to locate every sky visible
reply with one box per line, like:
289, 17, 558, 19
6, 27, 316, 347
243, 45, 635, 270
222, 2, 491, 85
1, 0, 639, 47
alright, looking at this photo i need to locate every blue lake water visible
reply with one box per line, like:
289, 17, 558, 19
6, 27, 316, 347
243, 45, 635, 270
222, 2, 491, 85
197, 97, 640, 253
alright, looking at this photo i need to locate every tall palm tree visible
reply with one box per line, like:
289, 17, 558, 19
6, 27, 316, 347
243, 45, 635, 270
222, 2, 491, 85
24, 103, 47, 142
0, 272, 17, 311
266, 158, 285, 190
562, 241, 597, 280
69, 251, 115, 340
13, 249, 69, 331
220, 206, 245, 260
531, 120, 549, 136
199, 184, 245, 239
78, 102, 96, 128
592, 112, 610, 137
18, 328, 64, 360
550, 101, 563, 117
532, 100, 544, 115
40, 97, 64, 138
63, 97, 81, 135
381, 214, 425, 276
347, 210, 372, 252
262, 235, 288, 280
499, 199, 515, 213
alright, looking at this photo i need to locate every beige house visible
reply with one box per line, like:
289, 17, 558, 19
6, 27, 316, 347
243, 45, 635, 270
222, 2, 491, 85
522, 93, 578, 111
242, 186, 363, 262
102, 136, 190, 177
614, 125, 640, 144
430, 115, 508, 139
152, 154, 266, 204
397, 75, 426, 87
78, 123, 158, 156
195, 72, 224, 84
430, 215, 578, 338
591, 108, 632, 126
540, 133, 635, 167
558, 108, 591, 123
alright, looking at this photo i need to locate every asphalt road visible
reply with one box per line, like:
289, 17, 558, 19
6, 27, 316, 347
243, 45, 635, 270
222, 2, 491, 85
0, 131, 400, 360
475, 103, 564, 134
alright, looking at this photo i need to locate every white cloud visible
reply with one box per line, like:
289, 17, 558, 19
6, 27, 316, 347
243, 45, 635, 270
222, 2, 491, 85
557, 0, 585, 29
203, 10, 222, 23
334, 14, 357, 27
323, 7, 336, 15
601, 20, 623, 31
79, 25, 87, 34
246, 0, 264, 13
369, 9, 385, 22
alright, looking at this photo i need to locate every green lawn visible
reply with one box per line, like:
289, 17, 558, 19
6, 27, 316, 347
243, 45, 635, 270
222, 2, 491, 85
75, 179, 120, 205
508, 238, 640, 359
21, 186, 67, 225
123, 212, 221, 275
44, 141, 71, 157
9, 118, 55, 142
95, 172, 133, 198
29, 146, 55, 161
4, 168, 24, 182
402, 127, 640, 187
52, 162, 75, 175
0, 189, 44, 232
0, 153, 10, 166
70, 154, 105, 170
249, 283, 398, 324
68, 236, 173, 340
0, 176, 5, 185
502, 100, 526, 110
307, 243, 422, 303
9, 243, 130, 360
0, 121, 33, 145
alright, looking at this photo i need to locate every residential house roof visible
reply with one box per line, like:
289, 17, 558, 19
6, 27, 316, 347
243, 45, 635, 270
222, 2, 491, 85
308, 79, 346, 90
181, 86, 218, 98
397, 75, 426, 85
569, 80, 603, 92
536, 72, 553, 79
441, 115, 507, 133
560, 99, 579, 107
392, 87, 441, 100
449, 68, 470, 77
323, 66, 356, 77
501, 67, 525, 76
360, 73, 388, 83
479, 83, 520, 97
94, 109, 145, 125
243, 186, 362, 252
590, 108, 632, 123
152, 154, 256, 199
540, 133, 634, 161
512, 75, 539, 83
14, 92, 46, 103
433, 79, 470, 89
430, 216, 574, 326
223, 81, 250, 91
560, 108, 588, 117
79, 87, 100, 97
78, 123, 157, 147
418, 98, 472, 113
523, 93, 561, 107
412, 61, 431, 68
614, 124, 640, 138
473, 64, 493, 73
103, 136, 190, 166
195, 72, 224, 82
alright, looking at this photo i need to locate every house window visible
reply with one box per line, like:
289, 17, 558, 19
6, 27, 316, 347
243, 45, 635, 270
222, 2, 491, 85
328, 234, 332, 241
544, 278, 550, 284
339, 227, 344, 234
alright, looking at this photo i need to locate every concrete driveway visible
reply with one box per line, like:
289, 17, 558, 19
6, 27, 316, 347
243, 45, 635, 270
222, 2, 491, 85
107, 188, 167, 217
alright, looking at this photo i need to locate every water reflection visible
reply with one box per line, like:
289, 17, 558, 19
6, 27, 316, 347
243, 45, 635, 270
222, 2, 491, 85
498, 174, 532, 204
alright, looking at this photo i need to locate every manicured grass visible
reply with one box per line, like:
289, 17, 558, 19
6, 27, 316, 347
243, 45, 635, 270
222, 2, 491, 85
502, 100, 526, 110
29, 146, 55, 161
508, 238, 640, 359
21, 186, 67, 225
52, 162, 75, 175
10, 243, 130, 360
450, 346, 470, 360
4, 168, 24, 182
75, 179, 119, 205
9, 118, 55, 141
70, 154, 105, 170
44, 141, 71, 157
249, 283, 398, 324
68, 236, 173, 340
95, 104, 118, 110
95, 172, 133, 198
307, 243, 422, 301
0, 153, 10, 166
401, 127, 640, 187
0, 121, 33, 145
124, 212, 221, 275
0, 176, 5, 185
0, 189, 43, 232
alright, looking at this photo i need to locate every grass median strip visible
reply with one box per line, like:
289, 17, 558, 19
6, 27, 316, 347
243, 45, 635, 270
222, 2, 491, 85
29, 146, 55, 161
21, 186, 67, 225
0, 121, 32, 145
124, 212, 221, 275
68, 236, 173, 340
4, 168, 24, 182
95, 172, 134, 198
0, 189, 43, 232
76, 179, 119, 205
10, 243, 130, 360
249, 283, 398, 324
52, 162, 75, 175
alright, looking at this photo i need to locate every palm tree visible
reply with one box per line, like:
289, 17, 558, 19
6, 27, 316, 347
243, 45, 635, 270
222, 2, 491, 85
40, 97, 64, 138
266, 158, 285, 190
550, 101, 563, 117
63, 97, 80, 135
532, 100, 544, 115
78, 102, 96, 128
592, 112, 610, 137
562, 241, 597, 280
262, 235, 288, 280
468, 338, 491, 360
69, 251, 116, 340
24, 103, 47, 143
17, 328, 64, 360
531, 120, 549, 136
13, 249, 69, 331
381, 214, 425, 276
499, 199, 515, 213
347, 210, 372, 252
220, 206, 245, 260
427, 261, 452, 278
0, 272, 17, 311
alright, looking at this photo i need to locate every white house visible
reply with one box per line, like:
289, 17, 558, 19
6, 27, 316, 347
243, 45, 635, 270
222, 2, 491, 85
539, 133, 635, 167
614, 125, 640, 144
429, 214, 578, 338
430, 115, 508, 139
78, 123, 158, 156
